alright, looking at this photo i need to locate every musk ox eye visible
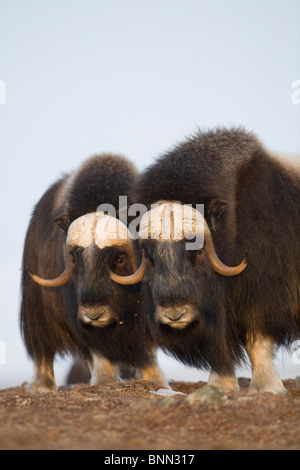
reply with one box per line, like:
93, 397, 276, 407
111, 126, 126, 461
117, 255, 126, 265
197, 247, 204, 257
142, 248, 154, 265
196, 240, 206, 258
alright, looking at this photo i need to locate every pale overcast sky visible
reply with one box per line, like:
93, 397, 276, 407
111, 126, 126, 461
0, 0, 299, 389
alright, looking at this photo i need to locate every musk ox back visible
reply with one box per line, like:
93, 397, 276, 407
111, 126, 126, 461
20, 153, 167, 392
116, 128, 300, 394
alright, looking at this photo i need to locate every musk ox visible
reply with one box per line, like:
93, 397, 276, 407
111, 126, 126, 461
20, 153, 167, 392
112, 128, 300, 394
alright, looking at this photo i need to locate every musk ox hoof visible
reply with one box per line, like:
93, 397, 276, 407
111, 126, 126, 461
248, 380, 288, 395
26, 377, 57, 393
208, 371, 240, 393
89, 376, 119, 386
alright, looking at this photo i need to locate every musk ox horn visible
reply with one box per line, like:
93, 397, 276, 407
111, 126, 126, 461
140, 202, 247, 277
93, 213, 142, 278
109, 258, 146, 285
27, 254, 72, 287
28, 213, 98, 287
204, 231, 248, 276
28, 212, 142, 287
96, 215, 145, 283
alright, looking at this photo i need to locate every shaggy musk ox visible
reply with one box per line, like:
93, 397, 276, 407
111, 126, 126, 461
114, 128, 300, 394
20, 154, 167, 392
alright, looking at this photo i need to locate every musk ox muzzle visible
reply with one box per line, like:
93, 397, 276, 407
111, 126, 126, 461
156, 305, 198, 329
78, 305, 116, 327
28, 212, 142, 287
109, 202, 248, 285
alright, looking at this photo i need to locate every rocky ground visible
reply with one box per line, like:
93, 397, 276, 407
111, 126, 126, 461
0, 377, 300, 450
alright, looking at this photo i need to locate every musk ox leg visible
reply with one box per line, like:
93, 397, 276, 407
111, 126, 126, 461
139, 352, 169, 388
89, 353, 119, 385
246, 335, 288, 395
27, 358, 56, 393
208, 370, 240, 392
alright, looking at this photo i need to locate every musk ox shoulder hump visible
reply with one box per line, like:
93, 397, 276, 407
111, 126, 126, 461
59, 153, 138, 222
132, 127, 263, 207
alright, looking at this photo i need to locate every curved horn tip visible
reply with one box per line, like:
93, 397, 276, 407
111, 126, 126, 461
109, 260, 146, 285
27, 265, 70, 287
27, 266, 39, 282
237, 251, 249, 272
228, 252, 249, 276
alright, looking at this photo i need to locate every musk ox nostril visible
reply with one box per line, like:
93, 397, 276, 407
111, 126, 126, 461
161, 307, 187, 321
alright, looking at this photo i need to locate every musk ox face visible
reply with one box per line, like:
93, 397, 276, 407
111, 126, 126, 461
140, 239, 204, 329
71, 243, 136, 327
28, 212, 139, 328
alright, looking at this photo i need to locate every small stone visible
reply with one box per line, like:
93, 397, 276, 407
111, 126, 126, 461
18, 399, 31, 406
292, 378, 300, 389
149, 388, 186, 397
186, 384, 227, 406
158, 396, 180, 409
